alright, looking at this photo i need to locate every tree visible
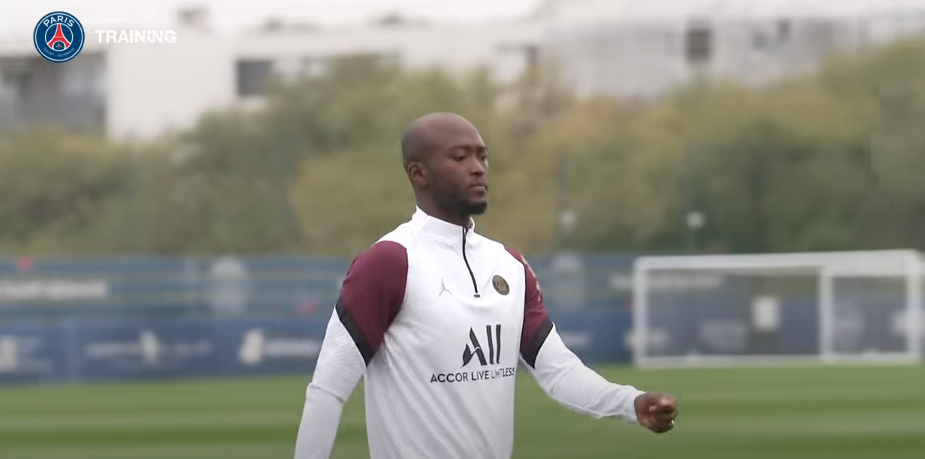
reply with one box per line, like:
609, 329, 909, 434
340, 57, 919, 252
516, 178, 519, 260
5, 37, 925, 256
0, 128, 126, 254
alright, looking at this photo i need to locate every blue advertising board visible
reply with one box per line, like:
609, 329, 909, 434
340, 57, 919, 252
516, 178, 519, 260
0, 323, 69, 385
0, 253, 640, 322
0, 310, 635, 387
212, 316, 327, 377
551, 310, 633, 364
74, 320, 219, 382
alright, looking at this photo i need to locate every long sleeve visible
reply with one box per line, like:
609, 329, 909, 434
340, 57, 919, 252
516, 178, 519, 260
508, 249, 645, 423
294, 241, 408, 459
294, 312, 365, 459
523, 324, 644, 422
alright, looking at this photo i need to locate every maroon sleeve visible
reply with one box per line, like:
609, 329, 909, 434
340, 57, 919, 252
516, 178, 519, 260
335, 241, 408, 365
507, 248, 553, 369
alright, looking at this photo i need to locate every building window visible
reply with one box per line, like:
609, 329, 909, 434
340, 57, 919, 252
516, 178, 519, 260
685, 22, 713, 65
61, 54, 105, 96
236, 60, 273, 97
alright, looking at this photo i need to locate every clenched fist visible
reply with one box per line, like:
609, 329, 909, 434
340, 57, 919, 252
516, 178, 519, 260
634, 392, 678, 434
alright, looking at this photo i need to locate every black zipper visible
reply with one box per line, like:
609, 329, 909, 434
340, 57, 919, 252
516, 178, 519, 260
462, 226, 480, 298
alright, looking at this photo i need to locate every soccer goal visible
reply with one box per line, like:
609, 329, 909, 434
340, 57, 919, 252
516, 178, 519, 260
631, 250, 924, 367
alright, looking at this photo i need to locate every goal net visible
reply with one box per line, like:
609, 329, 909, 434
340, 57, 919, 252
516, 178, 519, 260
632, 250, 924, 367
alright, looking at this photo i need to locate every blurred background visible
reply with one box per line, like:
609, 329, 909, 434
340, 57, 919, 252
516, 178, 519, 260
1, 1, 924, 458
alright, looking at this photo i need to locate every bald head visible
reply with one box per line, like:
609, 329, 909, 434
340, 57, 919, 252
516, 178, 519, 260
400, 112, 480, 168
399, 112, 490, 222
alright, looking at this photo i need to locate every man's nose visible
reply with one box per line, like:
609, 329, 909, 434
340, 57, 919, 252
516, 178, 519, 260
469, 157, 486, 175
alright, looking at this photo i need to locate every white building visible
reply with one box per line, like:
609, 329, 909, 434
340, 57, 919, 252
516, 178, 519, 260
1, 0, 924, 141
540, 0, 925, 99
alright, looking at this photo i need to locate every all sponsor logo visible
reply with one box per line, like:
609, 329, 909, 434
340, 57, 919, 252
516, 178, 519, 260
430, 324, 516, 384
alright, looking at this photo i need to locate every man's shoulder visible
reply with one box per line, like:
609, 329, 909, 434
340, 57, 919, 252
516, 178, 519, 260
375, 220, 415, 248
466, 230, 502, 251
503, 246, 525, 263
352, 237, 408, 275
499, 245, 540, 284
495, 242, 528, 268
360, 239, 407, 260
469, 235, 530, 278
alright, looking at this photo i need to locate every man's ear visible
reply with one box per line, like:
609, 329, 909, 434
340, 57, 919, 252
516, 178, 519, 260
407, 162, 429, 188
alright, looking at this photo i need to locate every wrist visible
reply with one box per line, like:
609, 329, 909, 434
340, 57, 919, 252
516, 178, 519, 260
631, 390, 648, 422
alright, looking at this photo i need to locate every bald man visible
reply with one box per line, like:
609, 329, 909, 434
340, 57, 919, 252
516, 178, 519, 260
294, 113, 677, 459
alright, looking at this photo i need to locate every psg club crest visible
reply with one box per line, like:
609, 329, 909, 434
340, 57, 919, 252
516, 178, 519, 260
492, 275, 509, 296
34, 12, 85, 63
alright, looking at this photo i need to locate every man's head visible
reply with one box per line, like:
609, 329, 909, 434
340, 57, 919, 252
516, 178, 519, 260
401, 112, 489, 221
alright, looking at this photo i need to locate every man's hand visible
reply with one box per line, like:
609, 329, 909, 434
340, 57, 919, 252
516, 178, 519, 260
634, 392, 678, 434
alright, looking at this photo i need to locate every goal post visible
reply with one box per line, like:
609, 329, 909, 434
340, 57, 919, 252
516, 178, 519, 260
631, 250, 924, 367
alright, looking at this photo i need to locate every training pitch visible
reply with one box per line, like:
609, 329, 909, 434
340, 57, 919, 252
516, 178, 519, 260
1, 365, 923, 459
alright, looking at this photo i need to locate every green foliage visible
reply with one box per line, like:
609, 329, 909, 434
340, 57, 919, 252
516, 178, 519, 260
0, 128, 127, 254
3, 38, 925, 256
564, 37, 925, 253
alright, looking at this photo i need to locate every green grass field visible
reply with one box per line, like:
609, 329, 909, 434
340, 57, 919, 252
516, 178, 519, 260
1, 365, 924, 459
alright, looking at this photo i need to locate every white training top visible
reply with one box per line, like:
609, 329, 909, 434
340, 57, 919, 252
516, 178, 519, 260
294, 208, 646, 459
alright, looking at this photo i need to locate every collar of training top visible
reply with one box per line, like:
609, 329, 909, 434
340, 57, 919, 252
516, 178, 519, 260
412, 207, 477, 243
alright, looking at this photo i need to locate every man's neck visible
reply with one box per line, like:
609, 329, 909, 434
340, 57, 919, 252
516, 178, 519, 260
416, 203, 471, 228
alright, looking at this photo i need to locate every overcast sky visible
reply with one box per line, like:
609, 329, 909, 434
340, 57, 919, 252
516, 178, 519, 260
0, 0, 540, 36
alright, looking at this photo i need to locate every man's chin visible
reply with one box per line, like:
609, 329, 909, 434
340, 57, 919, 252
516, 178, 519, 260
461, 200, 488, 216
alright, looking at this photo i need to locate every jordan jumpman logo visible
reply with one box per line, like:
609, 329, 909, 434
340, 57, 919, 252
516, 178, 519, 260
438, 278, 450, 297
